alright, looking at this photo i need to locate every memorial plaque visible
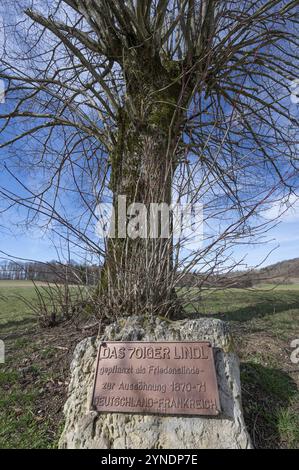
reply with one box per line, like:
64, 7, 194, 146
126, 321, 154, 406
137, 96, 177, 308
91, 341, 221, 416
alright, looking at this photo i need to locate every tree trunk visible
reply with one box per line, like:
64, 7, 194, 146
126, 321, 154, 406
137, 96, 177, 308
99, 50, 188, 317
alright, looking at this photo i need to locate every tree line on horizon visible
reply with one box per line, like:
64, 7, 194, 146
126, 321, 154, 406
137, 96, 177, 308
0, 260, 100, 285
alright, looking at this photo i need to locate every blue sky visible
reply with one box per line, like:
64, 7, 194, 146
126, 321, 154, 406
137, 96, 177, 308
0, 137, 298, 268
0, 1, 298, 270
234, 218, 299, 268
0, 89, 298, 270
0, 193, 298, 268
243, 200, 299, 268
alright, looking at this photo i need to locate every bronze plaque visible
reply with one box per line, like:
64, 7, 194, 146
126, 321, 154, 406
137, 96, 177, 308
91, 341, 221, 416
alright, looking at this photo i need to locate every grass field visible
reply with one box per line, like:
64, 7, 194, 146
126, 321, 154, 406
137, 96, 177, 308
0, 281, 92, 448
0, 280, 298, 448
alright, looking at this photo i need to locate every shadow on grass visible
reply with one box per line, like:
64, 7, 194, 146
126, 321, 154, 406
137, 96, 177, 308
0, 317, 36, 337
224, 295, 299, 322
241, 362, 299, 448
184, 291, 299, 322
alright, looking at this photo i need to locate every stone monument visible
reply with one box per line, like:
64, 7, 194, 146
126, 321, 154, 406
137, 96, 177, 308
59, 315, 252, 449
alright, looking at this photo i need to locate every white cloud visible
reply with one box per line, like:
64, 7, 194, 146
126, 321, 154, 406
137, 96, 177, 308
263, 194, 299, 223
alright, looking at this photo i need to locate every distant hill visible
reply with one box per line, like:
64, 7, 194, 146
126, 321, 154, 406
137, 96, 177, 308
178, 258, 299, 288
256, 257, 299, 284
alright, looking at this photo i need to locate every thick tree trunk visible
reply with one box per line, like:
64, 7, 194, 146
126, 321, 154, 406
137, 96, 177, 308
99, 50, 188, 317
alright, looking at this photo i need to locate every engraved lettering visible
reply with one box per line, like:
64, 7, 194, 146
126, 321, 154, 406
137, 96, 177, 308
174, 345, 209, 360
103, 382, 115, 390
92, 341, 220, 416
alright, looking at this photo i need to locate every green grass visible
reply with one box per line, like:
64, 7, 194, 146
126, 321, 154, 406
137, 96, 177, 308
0, 363, 54, 448
277, 409, 299, 447
0, 370, 52, 448
179, 285, 299, 447
0, 281, 37, 327
181, 284, 299, 316
0, 280, 88, 328
0, 282, 54, 448
241, 362, 299, 448
0, 281, 298, 448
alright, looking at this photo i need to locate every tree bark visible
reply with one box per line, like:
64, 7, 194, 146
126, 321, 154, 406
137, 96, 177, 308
99, 49, 188, 317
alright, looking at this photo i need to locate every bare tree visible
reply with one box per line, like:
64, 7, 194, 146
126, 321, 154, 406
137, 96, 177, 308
0, 1, 298, 317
